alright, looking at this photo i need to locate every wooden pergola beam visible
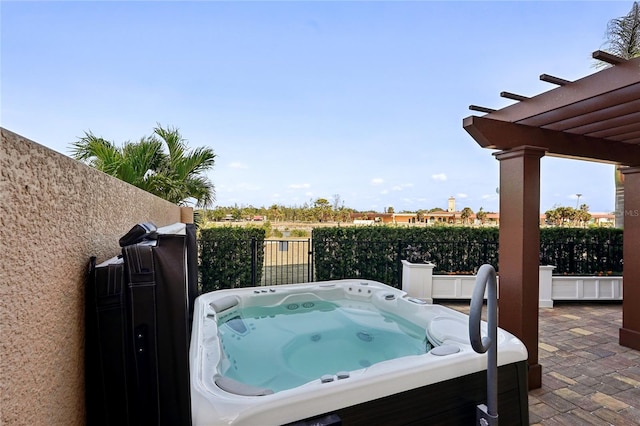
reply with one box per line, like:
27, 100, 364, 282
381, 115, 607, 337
500, 91, 529, 101
593, 50, 625, 65
539, 74, 571, 86
490, 57, 640, 122
469, 105, 496, 114
463, 115, 640, 166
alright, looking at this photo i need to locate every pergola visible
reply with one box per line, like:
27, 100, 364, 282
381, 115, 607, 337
464, 51, 640, 389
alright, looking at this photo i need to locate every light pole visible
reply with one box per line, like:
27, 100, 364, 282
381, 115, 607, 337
576, 193, 582, 209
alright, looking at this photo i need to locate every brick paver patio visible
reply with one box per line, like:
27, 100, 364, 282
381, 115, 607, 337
443, 301, 640, 425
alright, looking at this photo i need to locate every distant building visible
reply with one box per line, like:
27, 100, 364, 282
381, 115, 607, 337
448, 196, 456, 213
589, 212, 615, 227
349, 196, 615, 227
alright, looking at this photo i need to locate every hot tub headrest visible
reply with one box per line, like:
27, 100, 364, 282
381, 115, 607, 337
209, 296, 240, 313
215, 376, 274, 396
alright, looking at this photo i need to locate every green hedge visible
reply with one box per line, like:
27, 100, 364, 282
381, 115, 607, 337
199, 226, 265, 293
539, 227, 623, 275
312, 227, 623, 288
312, 227, 500, 287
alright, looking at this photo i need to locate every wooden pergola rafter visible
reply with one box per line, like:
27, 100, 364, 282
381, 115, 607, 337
464, 50, 640, 390
466, 51, 640, 162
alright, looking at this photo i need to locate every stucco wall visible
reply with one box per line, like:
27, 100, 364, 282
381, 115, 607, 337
0, 128, 183, 425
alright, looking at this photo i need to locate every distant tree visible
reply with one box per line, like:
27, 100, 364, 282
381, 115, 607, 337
387, 206, 395, 214
269, 204, 283, 222
428, 207, 445, 213
227, 205, 241, 221
70, 124, 216, 207
336, 207, 353, 223
299, 203, 316, 222
545, 205, 591, 227
460, 207, 474, 225
577, 204, 592, 227
598, 2, 640, 227
313, 198, 332, 222
332, 194, 343, 211
545, 208, 561, 226
476, 207, 487, 224
558, 206, 574, 226
209, 207, 226, 222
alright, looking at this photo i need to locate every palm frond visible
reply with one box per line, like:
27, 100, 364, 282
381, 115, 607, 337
154, 124, 186, 168
602, 2, 640, 60
171, 146, 217, 180
70, 125, 216, 207
69, 131, 124, 175
69, 131, 117, 162
183, 176, 215, 208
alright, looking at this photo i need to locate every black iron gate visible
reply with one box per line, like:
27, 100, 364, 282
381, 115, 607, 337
256, 239, 314, 286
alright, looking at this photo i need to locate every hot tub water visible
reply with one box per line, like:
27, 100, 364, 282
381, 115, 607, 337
190, 280, 529, 425
218, 298, 428, 392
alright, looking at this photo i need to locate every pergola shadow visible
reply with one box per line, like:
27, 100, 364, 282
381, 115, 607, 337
464, 50, 640, 389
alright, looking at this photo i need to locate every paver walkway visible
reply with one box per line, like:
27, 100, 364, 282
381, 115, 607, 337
443, 301, 640, 425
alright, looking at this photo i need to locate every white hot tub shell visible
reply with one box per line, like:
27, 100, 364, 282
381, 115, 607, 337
189, 279, 529, 426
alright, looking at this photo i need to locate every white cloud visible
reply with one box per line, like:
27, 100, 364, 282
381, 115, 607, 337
457, 193, 468, 199
392, 185, 403, 191
229, 161, 248, 169
431, 173, 447, 181
380, 189, 389, 195
371, 178, 384, 185
289, 183, 311, 189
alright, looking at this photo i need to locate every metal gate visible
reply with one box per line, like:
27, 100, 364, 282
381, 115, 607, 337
259, 239, 314, 286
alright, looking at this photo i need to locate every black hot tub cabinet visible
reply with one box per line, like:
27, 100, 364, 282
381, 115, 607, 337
189, 279, 529, 426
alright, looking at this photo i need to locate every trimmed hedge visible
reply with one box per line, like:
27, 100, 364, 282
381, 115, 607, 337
312, 227, 623, 288
199, 226, 265, 293
312, 227, 499, 287
539, 227, 623, 276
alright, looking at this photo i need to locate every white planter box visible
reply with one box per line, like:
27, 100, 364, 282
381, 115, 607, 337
432, 275, 488, 299
401, 264, 623, 307
401, 260, 434, 303
551, 276, 623, 301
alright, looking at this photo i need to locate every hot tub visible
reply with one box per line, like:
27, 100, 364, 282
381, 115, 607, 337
190, 279, 529, 425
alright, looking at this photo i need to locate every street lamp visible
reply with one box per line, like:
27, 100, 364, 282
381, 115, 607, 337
576, 193, 582, 209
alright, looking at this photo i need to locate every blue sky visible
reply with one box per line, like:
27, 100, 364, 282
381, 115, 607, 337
1, 1, 632, 213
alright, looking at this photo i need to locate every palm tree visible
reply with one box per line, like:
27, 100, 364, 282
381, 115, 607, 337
545, 208, 561, 227
599, 2, 640, 228
460, 207, 474, 225
577, 204, 592, 227
269, 204, 283, 222
151, 125, 216, 207
70, 124, 216, 207
476, 207, 487, 225
601, 2, 640, 62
